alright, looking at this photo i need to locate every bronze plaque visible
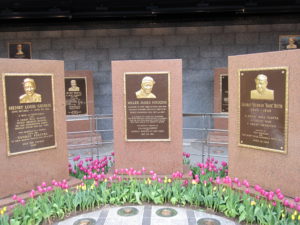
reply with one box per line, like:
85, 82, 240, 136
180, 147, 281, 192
239, 68, 288, 153
2, 73, 56, 155
65, 77, 87, 115
279, 35, 300, 50
124, 72, 170, 141
220, 74, 228, 112
8, 42, 32, 59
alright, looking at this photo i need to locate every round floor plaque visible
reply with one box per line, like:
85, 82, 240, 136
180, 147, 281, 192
197, 218, 221, 225
156, 208, 177, 217
73, 218, 96, 225
117, 207, 139, 216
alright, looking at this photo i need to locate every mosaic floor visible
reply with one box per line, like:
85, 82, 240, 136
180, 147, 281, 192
55, 205, 238, 225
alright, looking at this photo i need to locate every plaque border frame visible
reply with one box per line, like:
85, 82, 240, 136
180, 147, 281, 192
65, 76, 88, 116
279, 35, 300, 50
237, 67, 288, 154
124, 71, 171, 142
7, 42, 32, 59
220, 73, 228, 113
2, 73, 57, 156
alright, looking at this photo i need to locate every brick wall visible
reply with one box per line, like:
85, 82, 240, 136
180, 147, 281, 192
1, 24, 300, 115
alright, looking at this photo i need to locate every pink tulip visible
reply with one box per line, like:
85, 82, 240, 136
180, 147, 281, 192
295, 197, 300, 203
73, 155, 80, 161
245, 188, 250, 194
29, 190, 35, 198
12, 195, 17, 201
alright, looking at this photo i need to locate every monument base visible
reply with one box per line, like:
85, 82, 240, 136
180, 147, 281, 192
67, 132, 102, 150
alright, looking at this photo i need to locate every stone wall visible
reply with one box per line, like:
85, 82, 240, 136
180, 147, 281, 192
0, 24, 299, 116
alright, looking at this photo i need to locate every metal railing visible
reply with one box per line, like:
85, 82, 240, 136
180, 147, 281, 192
66, 113, 228, 163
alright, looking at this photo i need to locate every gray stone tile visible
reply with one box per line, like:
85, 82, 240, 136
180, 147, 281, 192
164, 35, 188, 47
120, 36, 141, 48
142, 36, 164, 47
152, 47, 176, 59
236, 33, 259, 45
198, 26, 224, 33
224, 25, 247, 33
58, 210, 101, 225
212, 33, 235, 45
75, 38, 97, 49
176, 46, 199, 58
98, 37, 120, 48
187, 34, 211, 46
40, 30, 62, 38
152, 27, 175, 35
176, 27, 201, 34
131, 28, 152, 36
194, 211, 236, 225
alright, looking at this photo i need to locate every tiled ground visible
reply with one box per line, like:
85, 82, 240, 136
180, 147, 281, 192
56, 205, 238, 225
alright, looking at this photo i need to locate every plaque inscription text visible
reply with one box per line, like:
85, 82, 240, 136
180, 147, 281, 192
125, 72, 170, 141
3, 74, 56, 155
239, 68, 288, 153
65, 77, 87, 115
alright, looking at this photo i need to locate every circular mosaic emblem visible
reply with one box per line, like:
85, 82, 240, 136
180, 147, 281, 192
197, 218, 221, 225
156, 208, 177, 217
73, 218, 96, 225
117, 207, 139, 216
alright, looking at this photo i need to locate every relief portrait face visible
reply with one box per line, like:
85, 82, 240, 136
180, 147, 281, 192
71, 80, 76, 87
24, 81, 36, 96
141, 81, 154, 94
255, 78, 268, 94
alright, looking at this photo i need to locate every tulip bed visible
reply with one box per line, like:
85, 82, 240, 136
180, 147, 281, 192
1, 154, 300, 225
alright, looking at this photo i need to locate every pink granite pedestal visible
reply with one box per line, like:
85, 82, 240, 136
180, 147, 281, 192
228, 50, 300, 197
112, 59, 183, 175
0, 58, 69, 198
